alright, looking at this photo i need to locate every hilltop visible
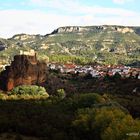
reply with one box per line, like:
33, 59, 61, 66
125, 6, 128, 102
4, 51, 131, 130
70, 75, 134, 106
0, 25, 140, 66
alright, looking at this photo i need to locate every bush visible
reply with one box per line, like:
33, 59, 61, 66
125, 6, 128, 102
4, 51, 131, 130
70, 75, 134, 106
56, 89, 66, 99
72, 93, 107, 109
10, 85, 49, 97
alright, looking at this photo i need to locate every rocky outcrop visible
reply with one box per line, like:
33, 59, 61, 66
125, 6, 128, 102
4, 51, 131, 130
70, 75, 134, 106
51, 26, 136, 34
116, 27, 134, 33
0, 54, 48, 91
12, 34, 40, 41
51, 26, 92, 34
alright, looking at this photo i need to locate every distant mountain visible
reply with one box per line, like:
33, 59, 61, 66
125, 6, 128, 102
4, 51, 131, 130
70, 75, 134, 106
0, 25, 140, 65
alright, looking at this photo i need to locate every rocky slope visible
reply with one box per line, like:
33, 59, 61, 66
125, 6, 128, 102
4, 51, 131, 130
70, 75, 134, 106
0, 25, 140, 65
0, 54, 48, 91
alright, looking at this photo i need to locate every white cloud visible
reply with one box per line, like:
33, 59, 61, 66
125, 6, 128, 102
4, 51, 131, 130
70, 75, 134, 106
0, 10, 83, 38
0, 0, 139, 38
28, 0, 136, 16
113, 0, 134, 4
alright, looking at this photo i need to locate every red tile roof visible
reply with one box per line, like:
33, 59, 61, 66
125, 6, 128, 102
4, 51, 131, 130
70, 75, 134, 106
64, 64, 76, 69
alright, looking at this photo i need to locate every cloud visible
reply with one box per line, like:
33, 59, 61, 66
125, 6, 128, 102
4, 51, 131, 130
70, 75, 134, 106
113, 0, 134, 4
0, 0, 139, 38
0, 9, 83, 38
28, 0, 136, 16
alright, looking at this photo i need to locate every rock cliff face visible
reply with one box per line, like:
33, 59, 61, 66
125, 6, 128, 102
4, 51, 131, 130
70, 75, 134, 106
51, 26, 92, 34
0, 54, 48, 91
51, 26, 135, 34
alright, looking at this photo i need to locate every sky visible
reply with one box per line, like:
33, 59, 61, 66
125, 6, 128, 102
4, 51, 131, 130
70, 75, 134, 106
0, 0, 140, 38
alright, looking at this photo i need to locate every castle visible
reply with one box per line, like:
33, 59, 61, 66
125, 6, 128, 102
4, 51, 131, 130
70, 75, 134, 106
0, 52, 48, 91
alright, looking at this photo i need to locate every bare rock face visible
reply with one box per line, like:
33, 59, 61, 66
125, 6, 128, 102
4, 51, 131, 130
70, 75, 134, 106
51, 26, 91, 34
0, 55, 48, 91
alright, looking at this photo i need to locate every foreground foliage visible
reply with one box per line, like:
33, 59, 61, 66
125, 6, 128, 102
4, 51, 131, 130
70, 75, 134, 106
0, 85, 49, 100
0, 92, 139, 140
73, 107, 140, 140
10, 85, 48, 96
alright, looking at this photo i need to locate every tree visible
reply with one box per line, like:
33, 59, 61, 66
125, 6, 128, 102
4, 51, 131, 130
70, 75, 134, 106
72, 107, 140, 140
10, 85, 49, 96
56, 89, 66, 99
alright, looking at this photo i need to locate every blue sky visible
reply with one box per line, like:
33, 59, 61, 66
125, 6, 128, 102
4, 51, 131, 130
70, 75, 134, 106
0, 0, 140, 38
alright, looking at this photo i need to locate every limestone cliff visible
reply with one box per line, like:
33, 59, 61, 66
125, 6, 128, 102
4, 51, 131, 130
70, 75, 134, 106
0, 54, 48, 91
51, 26, 134, 34
51, 26, 91, 34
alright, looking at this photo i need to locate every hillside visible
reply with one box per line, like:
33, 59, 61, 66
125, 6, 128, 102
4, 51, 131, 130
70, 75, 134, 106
0, 25, 140, 65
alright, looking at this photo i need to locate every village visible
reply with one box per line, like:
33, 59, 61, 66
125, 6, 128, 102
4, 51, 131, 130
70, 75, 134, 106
48, 63, 140, 79
0, 49, 140, 80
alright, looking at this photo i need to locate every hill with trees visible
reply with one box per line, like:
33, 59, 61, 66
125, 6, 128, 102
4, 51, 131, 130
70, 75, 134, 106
0, 25, 140, 65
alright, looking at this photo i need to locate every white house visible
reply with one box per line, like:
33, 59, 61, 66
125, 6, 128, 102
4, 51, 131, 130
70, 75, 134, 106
90, 70, 99, 78
138, 74, 140, 79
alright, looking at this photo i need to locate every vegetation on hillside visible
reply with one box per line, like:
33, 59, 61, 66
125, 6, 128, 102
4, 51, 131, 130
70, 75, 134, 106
0, 25, 140, 65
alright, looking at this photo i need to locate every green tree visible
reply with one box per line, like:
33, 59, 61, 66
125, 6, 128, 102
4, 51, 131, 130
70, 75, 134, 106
72, 107, 140, 140
56, 89, 66, 99
10, 85, 49, 96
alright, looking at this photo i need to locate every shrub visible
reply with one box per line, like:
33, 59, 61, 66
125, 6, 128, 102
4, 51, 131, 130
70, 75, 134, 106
72, 93, 107, 108
10, 85, 49, 97
56, 89, 66, 99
